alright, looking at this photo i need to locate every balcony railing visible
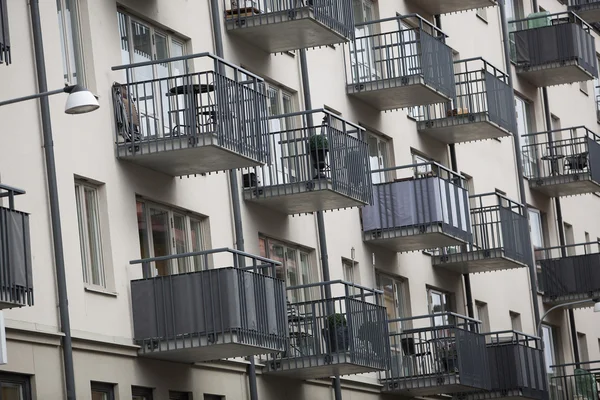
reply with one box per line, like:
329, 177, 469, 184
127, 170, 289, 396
362, 162, 472, 252
522, 127, 600, 197
549, 361, 600, 400
0, 0, 9, 65
537, 242, 600, 307
346, 15, 455, 111
111, 53, 269, 177
568, 0, 600, 23
263, 280, 390, 379
405, 0, 496, 15
243, 109, 372, 214
224, 0, 354, 53
0, 184, 33, 308
434, 192, 530, 274
509, 12, 598, 87
596, 87, 600, 122
129, 248, 288, 362
418, 58, 515, 144
382, 313, 490, 396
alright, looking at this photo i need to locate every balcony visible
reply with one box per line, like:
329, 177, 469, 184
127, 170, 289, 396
243, 109, 372, 214
129, 248, 288, 362
381, 313, 490, 397
510, 12, 598, 87
0, 184, 33, 309
111, 53, 269, 177
522, 127, 600, 197
223, 0, 354, 53
418, 58, 515, 144
538, 242, 600, 308
404, 0, 496, 15
0, 0, 9, 65
568, 0, 600, 23
549, 361, 600, 400
362, 162, 472, 252
263, 281, 390, 379
433, 192, 530, 274
346, 15, 455, 111
460, 331, 548, 400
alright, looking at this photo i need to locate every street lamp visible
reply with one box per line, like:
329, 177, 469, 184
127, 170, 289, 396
0, 84, 99, 114
537, 298, 600, 338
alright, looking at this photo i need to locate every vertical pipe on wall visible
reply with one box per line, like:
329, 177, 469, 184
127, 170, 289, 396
29, 1, 76, 399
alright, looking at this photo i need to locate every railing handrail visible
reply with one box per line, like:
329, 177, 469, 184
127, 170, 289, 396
483, 329, 541, 340
0, 184, 26, 196
469, 191, 525, 208
522, 126, 599, 141
354, 14, 447, 38
387, 312, 481, 325
454, 57, 509, 80
266, 108, 365, 132
537, 241, 600, 253
371, 162, 466, 181
129, 247, 282, 266
550, 359, 600, 369
287, 279, 384, 295
509, 10, 593, 31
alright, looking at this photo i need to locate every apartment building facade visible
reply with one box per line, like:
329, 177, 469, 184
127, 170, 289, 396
0, 0, 600, 398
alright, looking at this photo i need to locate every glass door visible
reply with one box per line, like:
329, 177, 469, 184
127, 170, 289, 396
428, 289, 450, 326
149, 207, 171, 276
351, 0, 377, 83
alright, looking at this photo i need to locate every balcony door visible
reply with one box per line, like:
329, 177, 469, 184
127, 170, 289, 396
427, 288, 452, 327
376, 272, 408, 332
366, 132, 391, 184
350, 0, 377, 84
515, 96, 537, 177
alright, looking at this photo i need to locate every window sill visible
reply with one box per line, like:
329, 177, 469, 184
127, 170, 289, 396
84, 286, 118, 297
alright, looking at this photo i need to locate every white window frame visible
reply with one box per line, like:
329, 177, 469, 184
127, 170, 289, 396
528, 208, 544, 249
427, 287, 452, 326
75, 181, 106, 288
57, 0, 85, 85
366, 131, 392, 184
515, 96, 537, 178
342, 258, 358, 285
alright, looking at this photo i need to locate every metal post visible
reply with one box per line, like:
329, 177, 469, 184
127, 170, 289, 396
498, 0, 542, 328
29, 1, 76, 399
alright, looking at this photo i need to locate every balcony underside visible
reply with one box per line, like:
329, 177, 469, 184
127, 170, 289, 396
347, 76, 451, 111
116, 136, 262, 176
225, 8, 347, 53
528, 173, 600, 197
264, 353, 382, 379
433, 249, 528, 274
568, 4, 600, 24
244, 181, 366, 214
382, 374, 482, 397
137, 333, 284, 363
407, 0, 496, 14
516, 61, 594, 87
418, 113, 512, 144
543, 289, 600, 308
363, 224, 469, 253
464, 388, 546, 400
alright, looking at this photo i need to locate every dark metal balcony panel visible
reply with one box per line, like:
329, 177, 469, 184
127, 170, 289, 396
418, 58, 515, 144
0, 185, 33, 309
263, 281, 391, 378
224, 0, 354, 53
111, 53, 269, 177
548, 361, 600, 400
244, 109, 372, 214
346, 15, 455, 111
406, 0, 496, 15
130, 249, 287, 362
434, 250, 529, 274
568, 0, 600, 23
522, 127, 600, 197
381, 314, 491, 396
363, 163, 472, 253
511, 12, 598, 87
0, 0, 9, 65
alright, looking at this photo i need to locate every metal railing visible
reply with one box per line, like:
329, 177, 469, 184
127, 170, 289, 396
346, 15, 455, 101
549, 360, 600, 400
264, 280, 390, 374
596, 86, 600, 122
0, 184, 33, 307
521, 127, 600, 182
111, 53, 269, 166
568, 0, 600, 10
383, 313, 490, 393
419, 58, 515, 134
0, 0, 9, 65
509, 11, 598, 78
244, 109, 372, 206
362, 162, 472, 245
224, 0, 354, 41
129, 248, 288, 359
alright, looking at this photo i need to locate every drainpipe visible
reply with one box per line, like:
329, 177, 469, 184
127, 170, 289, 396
29, 1, 76, 399
498, 0, 542, 328
208, 0, 259, 397
299, 48, 342, 400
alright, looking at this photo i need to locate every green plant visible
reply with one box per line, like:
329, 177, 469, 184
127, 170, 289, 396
326, 313, 347, 328
309, 134, 329, 151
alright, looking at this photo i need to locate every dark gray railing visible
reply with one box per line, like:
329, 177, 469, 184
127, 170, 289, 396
509, 12, 598, 79
536, 242, 600, 302
568, 0, 600, 13
362, 162, 472, 246
224, 0, 354, 42
383, 313, 490, 393
111, 53, 269, 168
419, 58, 515, 135
129, 248, 288, 360
346, 15, 455, 103
549, 360, 600, 400
596, 87, 600, 122
0, 0, 9, 65
244, 109, 372, 207
0, 184, 33, 308
521, 126, 600, 183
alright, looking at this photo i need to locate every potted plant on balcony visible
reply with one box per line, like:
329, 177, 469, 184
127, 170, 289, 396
322, 313, 350, 353
308, 134, 329, 179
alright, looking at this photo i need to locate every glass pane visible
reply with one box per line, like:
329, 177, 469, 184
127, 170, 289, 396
150, 208, 170, 276
84, 187, 105, 286
137, 201, 150, 260
91, 391, 108, 400
171, 39, 185, 76
57, 0, 69, 82
2, 382, 23, 400
75, 186, 89, 283
529, 210, 543, 249
131, 20, 157, 137
190, 219, 204, 271
286, 248, 299, 302
57, 0, 85, 84
542, 325, 555, 373
300, 252, 312, 301
117, 11, 130, 66
173, 214, 187, 274
268, 243, 285, 282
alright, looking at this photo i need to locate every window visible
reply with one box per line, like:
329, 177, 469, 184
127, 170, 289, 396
169, 391, 191, 400
475, 301, 490, 333
132, 386, 153, 400
510, 311, 522, 332
515, 96, 536, 177
57, 0, 85, 84
75, 181, 106, 288
0, 373, 31, 400
351, 0, 377, 84
564, 223, 575, 256
91, 382, 115, 400
578, 332, 589, 362
204, 395, 224, 400
412, 152, 433, 176
505, 0, 524, 21
342, 258, 358, 285
136, 200, 209, 276
376, 272, 409, 330
528, 208, 544, 249
428, 288, 452, 326
542, 325, 558, 373
366, 131, 392, 184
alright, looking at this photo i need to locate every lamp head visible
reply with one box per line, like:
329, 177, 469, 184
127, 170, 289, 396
64, 85, 99, 115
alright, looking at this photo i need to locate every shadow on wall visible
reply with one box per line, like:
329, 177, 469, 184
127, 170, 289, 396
259, 375, 311, 400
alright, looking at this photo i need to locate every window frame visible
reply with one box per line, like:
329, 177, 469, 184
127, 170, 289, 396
427, 287, 453, 326
57, 0, 86, 85
91, 381, 115, 400
376, 271, 410, 329
132, 386, 154, 400
365, 130, 393, 184
341, 257, 359, 286
0, 373, 31, 400
169, 391, 192, 400
509, 311, 522, 332
475, 300, 490, 333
